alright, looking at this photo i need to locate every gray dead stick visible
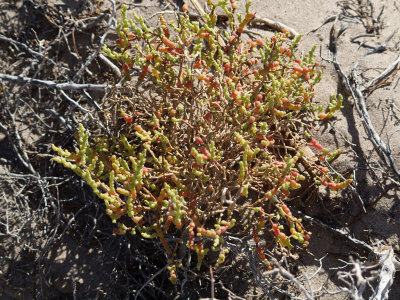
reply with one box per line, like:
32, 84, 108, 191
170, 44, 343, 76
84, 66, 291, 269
371, 246, 400, 300
351, 70, 400, 179
72, 0, 116, 82
0, 73, 114, 91
299, 213, 400, 299
297, 211, 374, 253
98, 53, 121, 77
363, 55, 400, 94
0, 33, 65, 69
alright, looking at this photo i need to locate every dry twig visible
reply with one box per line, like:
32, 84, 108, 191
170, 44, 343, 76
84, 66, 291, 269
249, 17, 300, 38
0, 73, 114, 91
73, 0, 116, 82
371, 245, 400, 300
297, 211, 374, 253
328, 20, 400, 180
363, 55, 400, 94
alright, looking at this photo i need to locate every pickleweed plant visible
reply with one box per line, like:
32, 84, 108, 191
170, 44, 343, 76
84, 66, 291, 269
52, 0, 352, 282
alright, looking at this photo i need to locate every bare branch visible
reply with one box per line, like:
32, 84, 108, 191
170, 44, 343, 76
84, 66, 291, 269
363, 55, 400, 94
249, 17, 300, 38
297, 211, 374, 253
328, 20, 400, 180
350, 71, 400, 179
0, 33, 67, 70
0, 73, 114, 91
264, 261, 314, 300
99, 53, 121, 77
372, 246, 399, 300
73, 0, 116, 82
134, 264, 169, 300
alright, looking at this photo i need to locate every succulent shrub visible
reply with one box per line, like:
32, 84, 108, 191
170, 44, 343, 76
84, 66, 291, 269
52, 0, 351, 282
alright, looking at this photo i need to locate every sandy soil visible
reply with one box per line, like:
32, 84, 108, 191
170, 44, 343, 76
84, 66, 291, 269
1, 0, 399, 299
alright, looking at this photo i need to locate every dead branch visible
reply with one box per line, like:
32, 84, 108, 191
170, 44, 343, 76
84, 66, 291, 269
358, 0, 376, 33
59, 90, 91, 113
328, 20, 400, 180
350, 184, 395, 225
307, 15, 338, 34
0, 121, 37, 176
297, 211, 374, 253
334, 257, 379, 300
99, 53, 121, 77
350, 70, 400, 179
73, 0, 116, 82
189, 0, 206, 17
298, 208, 400, 298
134, 264, 169, 300
0, 73, 114, 91
362, 55, 400, 94
0, 33, 67, 70
249, 17, 300, 38
264, 259, 314, 300
371, 245, 400, 300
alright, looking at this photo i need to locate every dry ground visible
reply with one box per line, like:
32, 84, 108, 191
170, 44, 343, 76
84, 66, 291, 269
0, 0, 400, 299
